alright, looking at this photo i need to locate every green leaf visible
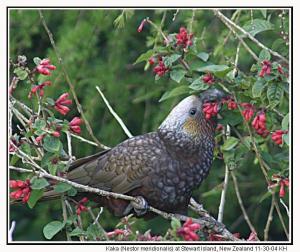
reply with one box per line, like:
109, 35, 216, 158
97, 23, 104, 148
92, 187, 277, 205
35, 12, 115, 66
195, 64, 229, 73
267, 83, 284, 108
196, 52, 209, 62
243, 19, 274, 37
43, 221, 65, 240
69, 227, 86, 237
260, 10, 267, 19
20, 143, 31, 155
281, 113, 289, 131
13, 67, 28, 80
30, 177, 49, 190
33, 119, 46, 130
252, 79, 266, 98
46, 97, 55, 106
219, 110, 243, 126
159, 86, 190, 102
171, 217, 181, 230
27, 189, 44, 209
133, 49, 154, 65
259, 49, 271, 61
54, 182, 73, 193
221, 137, 240, 151
10, 155, 20, 166
86, 224, 103, 240
170, 69, 186, 83
48, 163, 58, 176
283, 132, 289, 146
33, 57, 42, 65
189, 78, 209, 91
163, 54, 181, 67
67, 187, 78, 197
43, 135, 61, 153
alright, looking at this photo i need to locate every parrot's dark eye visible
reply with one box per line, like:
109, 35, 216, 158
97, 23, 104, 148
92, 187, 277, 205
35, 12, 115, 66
189, 108, 197, 116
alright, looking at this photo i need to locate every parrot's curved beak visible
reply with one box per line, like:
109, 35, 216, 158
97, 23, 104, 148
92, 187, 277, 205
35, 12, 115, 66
200, 88, 228, 103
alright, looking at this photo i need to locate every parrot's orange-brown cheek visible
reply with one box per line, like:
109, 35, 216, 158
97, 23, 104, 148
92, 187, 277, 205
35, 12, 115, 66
182, 118, 202, 136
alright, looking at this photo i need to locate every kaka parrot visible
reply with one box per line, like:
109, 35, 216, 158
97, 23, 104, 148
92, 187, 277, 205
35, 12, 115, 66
48, 89, 226, 217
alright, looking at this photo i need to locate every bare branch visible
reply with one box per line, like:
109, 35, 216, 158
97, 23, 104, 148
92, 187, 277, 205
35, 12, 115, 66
231, 171, 257, 236
96, 86, 133, 138
264, 193, 275, 241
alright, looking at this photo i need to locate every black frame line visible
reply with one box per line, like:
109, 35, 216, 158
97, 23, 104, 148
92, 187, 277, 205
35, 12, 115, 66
6, 6, 293, 246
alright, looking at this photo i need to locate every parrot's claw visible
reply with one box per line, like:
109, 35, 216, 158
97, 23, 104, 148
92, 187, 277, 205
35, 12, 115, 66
131, 196, 149, 216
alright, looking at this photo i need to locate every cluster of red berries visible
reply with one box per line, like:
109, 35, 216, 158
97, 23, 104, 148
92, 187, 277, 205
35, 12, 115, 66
177, 218, 201, 241
251, 111, 269, 138
28, 81, 52, 99
202, 73, 215, 85
226, 99, 238, 110
76, 197, 89, 215
202, 102, 219, 119
271, 130, 288, 145
176, 27, 193, 48
10, 179, 31, 203
54, 93, 72, 116
36, 58, 56, 76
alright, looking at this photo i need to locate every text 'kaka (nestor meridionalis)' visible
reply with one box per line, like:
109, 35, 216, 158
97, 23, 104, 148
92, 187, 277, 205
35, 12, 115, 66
62, 89, 226, 217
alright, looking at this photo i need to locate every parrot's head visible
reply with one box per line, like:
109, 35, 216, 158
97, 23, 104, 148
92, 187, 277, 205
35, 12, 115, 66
158, 88, 226, 154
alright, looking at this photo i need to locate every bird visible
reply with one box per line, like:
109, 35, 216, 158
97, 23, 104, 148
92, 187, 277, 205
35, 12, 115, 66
51, 88, 226, 217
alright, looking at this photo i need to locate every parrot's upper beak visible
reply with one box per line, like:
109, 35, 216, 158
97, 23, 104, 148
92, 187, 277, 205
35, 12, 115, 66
200, 88, 228, 104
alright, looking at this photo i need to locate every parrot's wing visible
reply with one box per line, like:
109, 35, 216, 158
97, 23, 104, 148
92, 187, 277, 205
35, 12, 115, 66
67, 133, 163, 194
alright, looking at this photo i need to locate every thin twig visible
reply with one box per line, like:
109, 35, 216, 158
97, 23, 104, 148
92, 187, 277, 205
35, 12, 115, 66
8, 221, 16, 242
61, 196, 72, 241
96, 86, 133, 138
218, 125, 231, 223
264, 193, 275, 241
231, 171, 257, 235
38, 10, 107, 150
274, 200, 289, 239
87, 207, 108, 240
213, 10, 289, 64
280, 198, 290, 217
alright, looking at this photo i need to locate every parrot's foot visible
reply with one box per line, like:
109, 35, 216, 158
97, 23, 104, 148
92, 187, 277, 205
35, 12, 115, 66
123, 196, 149, 216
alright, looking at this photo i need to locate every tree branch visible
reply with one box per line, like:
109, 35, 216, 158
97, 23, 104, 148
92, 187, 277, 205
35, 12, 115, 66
9, 165, 240, 241
213, 10, 289, 64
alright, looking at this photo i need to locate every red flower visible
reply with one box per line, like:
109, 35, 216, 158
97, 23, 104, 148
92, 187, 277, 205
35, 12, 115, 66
107, 229, 125, 237
259, 60, 272, 77
69, 117, 82, 134
202, 73, 215, 85
271, 130, 288, 145
36, 58, 56, 75
54, 93, 72, 115
52, 131, 61, 138
226, 99, 238, 110
252, 111, 269, 138
153, 59, 169, 77
36, 134, 45, 144
148, 57, 155, 65
9, 179, 31, 203
137, 19, 147, 33
277, 65, 284, 75
202, 102, 218, 119
247, 231, 258, 241
28, 81, 51, 99
241, 103, 254, 121
177, 218, 201, 241
176, 27, 193, 48
76, 197, 89, 215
